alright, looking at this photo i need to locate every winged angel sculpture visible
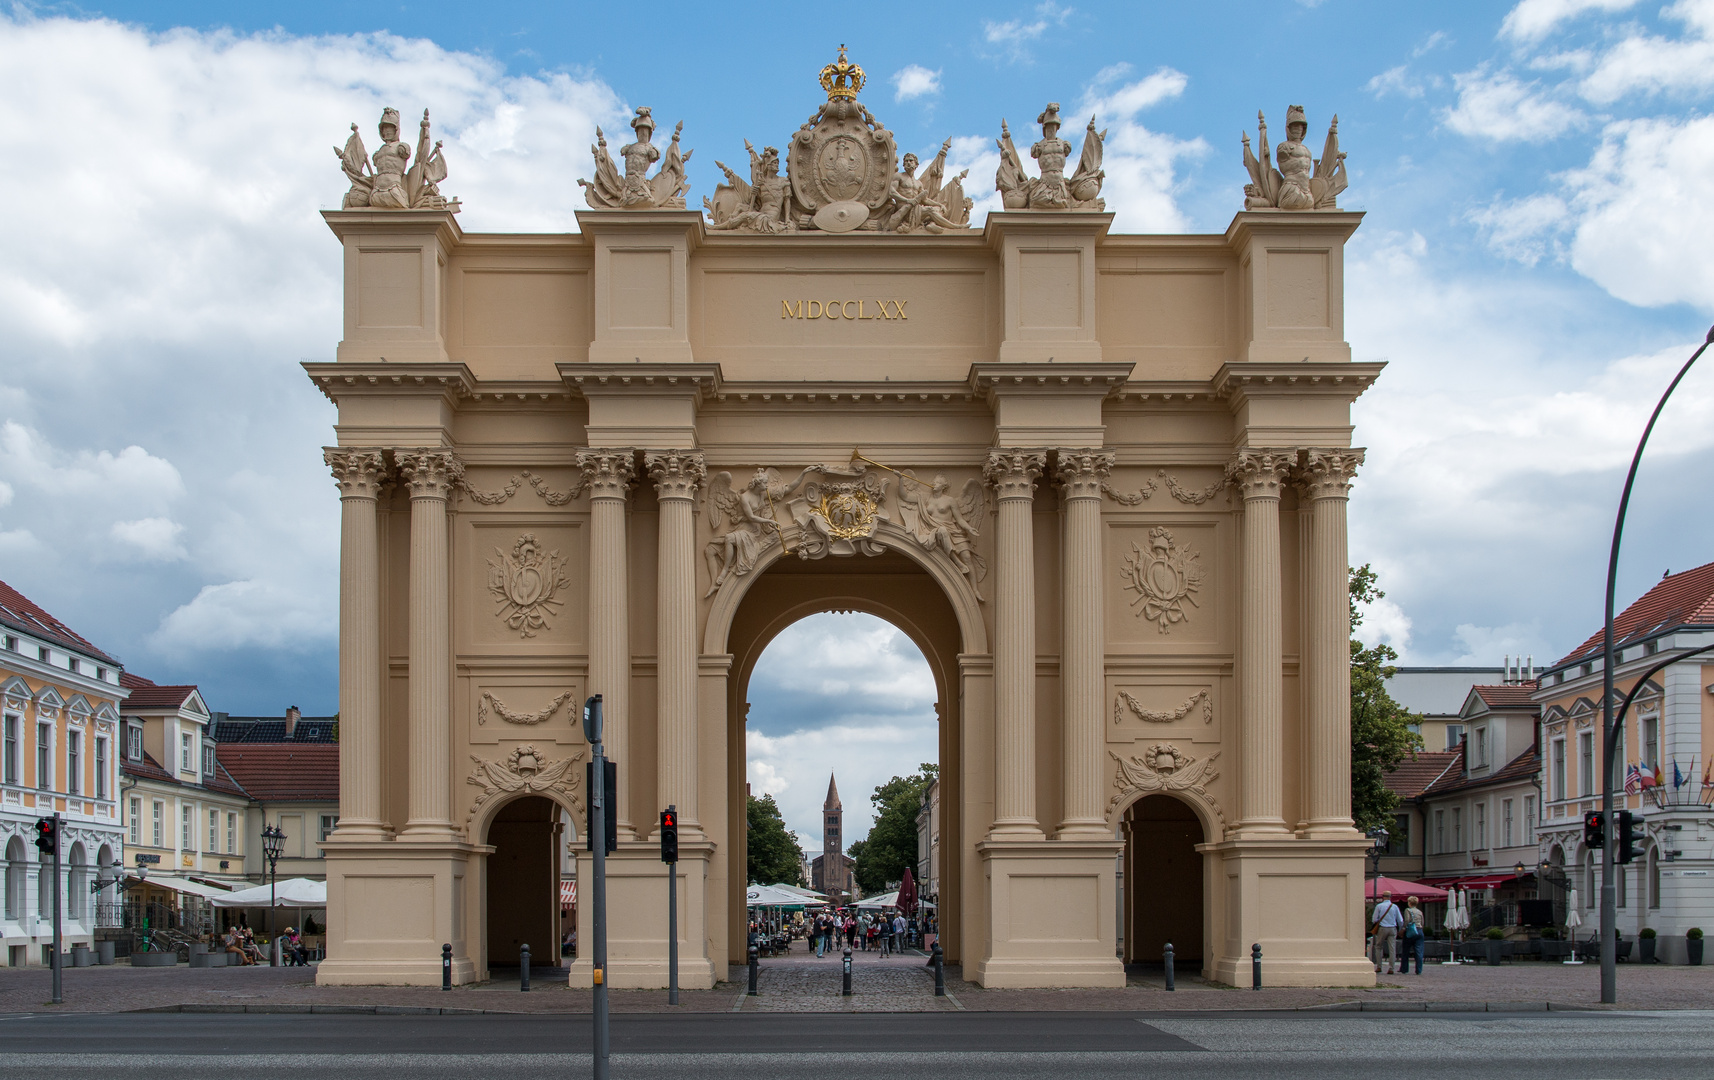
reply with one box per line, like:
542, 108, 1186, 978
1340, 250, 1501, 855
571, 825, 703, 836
335, 107, 458, 211
704, 467, 824, 596
897, 474, 988, 600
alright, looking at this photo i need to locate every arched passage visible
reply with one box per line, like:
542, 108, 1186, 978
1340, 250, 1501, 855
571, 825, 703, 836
716, 545, 969, 966
1121, 794, 1207, 968
483, 795, 564, 973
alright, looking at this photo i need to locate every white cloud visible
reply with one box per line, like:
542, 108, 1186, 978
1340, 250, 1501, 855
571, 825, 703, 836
1414, 31, 1452, 57
982, 2, 1074, 62
1367, 65, 1425, 100
892, 64, 941, 102
1451, 623, 1548, 666
1500, 0, 1641, 42
1357, 595, 1414, 653
1579, 0, 1714, 103
153, 579, 335, 656
1469, 192, 1572, 264
1443, 69, 1586, 142
1072, 68, 1207, 233
110, 518, 189, 562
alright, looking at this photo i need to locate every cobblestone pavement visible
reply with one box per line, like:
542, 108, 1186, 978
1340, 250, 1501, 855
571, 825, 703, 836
6, 951, 1714, 1014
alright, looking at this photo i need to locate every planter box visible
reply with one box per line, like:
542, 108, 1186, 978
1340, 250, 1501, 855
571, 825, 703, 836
1690, 938, 1705, 965
1423, 941, 1450, 960
189, 951, 230, 968
1539, 941, 1572, 960
70, 947, 92, 968
130, 951, 177, 968
1640, 937, 1657, 963
94, 941, 115, 966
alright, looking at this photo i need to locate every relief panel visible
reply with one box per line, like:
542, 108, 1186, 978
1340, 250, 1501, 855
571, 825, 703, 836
1105, 522, 1220, 647
1107, 679, 1220, 745
1264, 251, 1329, 329
463, 522, 587, 649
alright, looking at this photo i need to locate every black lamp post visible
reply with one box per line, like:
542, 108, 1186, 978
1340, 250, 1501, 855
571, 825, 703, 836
261, 824, 286, 940
1598, 325, 1714, 1004
1367, 825, 1390, 896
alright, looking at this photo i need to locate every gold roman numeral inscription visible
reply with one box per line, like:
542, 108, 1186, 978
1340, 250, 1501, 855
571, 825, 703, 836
780, 300, 908, 320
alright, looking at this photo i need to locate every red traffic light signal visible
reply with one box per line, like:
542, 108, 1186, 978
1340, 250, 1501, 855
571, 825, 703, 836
1583, 811, 1604, 849
33, 816, 57, 854
660, 806, 679, 864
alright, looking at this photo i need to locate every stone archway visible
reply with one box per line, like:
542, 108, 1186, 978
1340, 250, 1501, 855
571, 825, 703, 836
1119, 794, 1207, 969
482, 794, 563, 973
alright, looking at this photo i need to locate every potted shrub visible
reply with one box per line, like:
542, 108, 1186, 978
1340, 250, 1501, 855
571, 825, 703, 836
1639, 927, 1657, 963
1485, 926, 1506, 965
1690, 927, 1704, 966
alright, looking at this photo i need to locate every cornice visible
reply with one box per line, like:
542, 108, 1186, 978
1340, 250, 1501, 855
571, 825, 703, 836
1213, 361, 1385, 405
303, 362, 476, 405
558, 363, 722, 401
981, 210, 1115, 248
574, 209, 706, 248
1223, 210, 1365, 249
321, 208, 464, 247
967, 361, 1135, 401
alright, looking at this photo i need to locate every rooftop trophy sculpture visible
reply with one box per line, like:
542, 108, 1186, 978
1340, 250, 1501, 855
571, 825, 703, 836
702, 46, 972, 234
1241, 106, 1347, 210
336, 107, 459, 212
996, 104, 1106, 211
580, 107, 694, 210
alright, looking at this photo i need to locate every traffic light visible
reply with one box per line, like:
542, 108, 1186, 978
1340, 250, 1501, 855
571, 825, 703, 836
1584, 811, 1604, 849
1618, 810, 1639, 865
585, 759, 617, 854
660, 807, 679, 864
33, 816, 56, 854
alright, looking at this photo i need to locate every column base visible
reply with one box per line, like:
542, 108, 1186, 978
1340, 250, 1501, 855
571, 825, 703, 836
973, 838, 1125, 988
567, 840, 717, 990
317, 838, 481, 987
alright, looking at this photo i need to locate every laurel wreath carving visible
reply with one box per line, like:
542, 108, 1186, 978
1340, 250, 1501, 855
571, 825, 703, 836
1101, 470, 1226, 506
463, 471, 586, 506
477, 689, 577, 726
1114, 687, 1212, 725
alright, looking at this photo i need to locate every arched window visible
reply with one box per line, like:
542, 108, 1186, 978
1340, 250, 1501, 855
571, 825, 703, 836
3, 835, 23, 919
67, 842, 87, 923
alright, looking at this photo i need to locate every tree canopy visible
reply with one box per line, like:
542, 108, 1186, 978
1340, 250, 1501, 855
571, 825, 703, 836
1350, 564, 1424, 835
746, 793, 806, 887
850, 763, 937, 894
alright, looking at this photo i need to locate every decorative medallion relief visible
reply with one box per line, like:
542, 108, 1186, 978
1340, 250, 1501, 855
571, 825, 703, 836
792, 468, 890, 559
466, 744, 586, 823
898, 472, 988, 601
1108, 744, 1224, 824
1114, 687, 1212, 726
1120, 526, 1205, 633
477, 689, 577, 727
464, 471, 585, 507
486, 534, 570, 638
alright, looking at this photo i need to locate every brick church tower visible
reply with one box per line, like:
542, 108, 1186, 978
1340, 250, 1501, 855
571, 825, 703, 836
811, 773, 854, 900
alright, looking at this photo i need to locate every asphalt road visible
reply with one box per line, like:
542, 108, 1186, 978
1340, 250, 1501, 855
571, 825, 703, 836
3, 1010, 1709, 1079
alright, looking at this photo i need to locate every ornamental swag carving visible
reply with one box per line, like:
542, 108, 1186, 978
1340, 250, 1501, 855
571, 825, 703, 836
1108, 744, 1224, 822
1101, 470, 1228, 506
1114, 688, 1213, 726
466, 744, 585, 822
486, 535, 570, 638
477, 690, 578, 727
1121, 526, 1205, 632
464, 471, 585, 506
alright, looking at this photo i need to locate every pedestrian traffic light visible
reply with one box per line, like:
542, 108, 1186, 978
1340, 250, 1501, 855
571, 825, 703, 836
1617, 810, 1639, 865
1583, 811, 1604, 848
585, 759, 617, 854
33, 816, 56, 854
660, 807, 679, 864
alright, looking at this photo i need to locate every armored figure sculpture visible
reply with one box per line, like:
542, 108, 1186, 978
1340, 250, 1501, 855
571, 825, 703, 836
335, 107, 457, 212
995, 103, 1106, 211
1241, 106, 1347, 211
580, 107, 694, 210
704, 143, 795, 233
885, 142, 972, 233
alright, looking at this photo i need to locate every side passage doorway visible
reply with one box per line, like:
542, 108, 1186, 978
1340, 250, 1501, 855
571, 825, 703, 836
1122, 795, 1205, 967
486, 796, 560, 970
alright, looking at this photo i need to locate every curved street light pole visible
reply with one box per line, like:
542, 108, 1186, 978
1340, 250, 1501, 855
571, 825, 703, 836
1600, 326, 1714, 1004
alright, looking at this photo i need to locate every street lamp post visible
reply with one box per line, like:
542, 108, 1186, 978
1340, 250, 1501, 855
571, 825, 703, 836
261, 824, 285, 950
1598, 326, 1714, 1005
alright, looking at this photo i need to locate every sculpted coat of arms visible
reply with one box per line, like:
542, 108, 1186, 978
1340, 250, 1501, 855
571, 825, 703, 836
1121, 526, 1205, 633
1107, 744, 1223, 821
789, 467, 890, 559
466, 744, 585, 823
487, 534, 570, 638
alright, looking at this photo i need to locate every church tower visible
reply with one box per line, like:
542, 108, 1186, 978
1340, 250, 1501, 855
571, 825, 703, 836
823, 773, 842, 881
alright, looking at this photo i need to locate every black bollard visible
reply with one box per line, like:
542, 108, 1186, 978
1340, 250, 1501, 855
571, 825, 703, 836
520, 943, 531, 992
748, 945, 759, 996
932, 942, 945, 997
1163, 942, 1175, 991
842, 947, 853, 996
1251, 942, 1262, 990
441, 943, 452, 991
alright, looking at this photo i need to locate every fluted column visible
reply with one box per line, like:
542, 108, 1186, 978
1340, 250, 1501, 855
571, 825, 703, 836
325, 448, 390, 837
648, 450, 706, 833
1054, 449, 1113, 838
985, 448, 1047, 840
578, 448, 637, 838
1299, 448, 1365, 837
396, 448, 464, 839
1225, 449, 1294, 837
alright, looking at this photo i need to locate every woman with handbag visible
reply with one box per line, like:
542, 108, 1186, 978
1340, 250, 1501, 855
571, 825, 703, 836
1400, 895, 1426, 974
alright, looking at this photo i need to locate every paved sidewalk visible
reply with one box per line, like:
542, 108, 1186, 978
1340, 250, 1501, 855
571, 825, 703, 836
6, 951, 1714, 1014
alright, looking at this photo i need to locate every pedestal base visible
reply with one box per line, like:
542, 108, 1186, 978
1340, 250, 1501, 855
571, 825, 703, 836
567, 840, 717, 990
973, 838, 1125, 988
316, 838, 480, 986
1200, 835, 1376, 988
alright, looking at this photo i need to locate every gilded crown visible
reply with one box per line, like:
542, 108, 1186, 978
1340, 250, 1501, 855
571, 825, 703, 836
819, 45, 866, 100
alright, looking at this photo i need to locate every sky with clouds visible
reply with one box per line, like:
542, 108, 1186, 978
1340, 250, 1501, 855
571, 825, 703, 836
3, 1, 1714, 845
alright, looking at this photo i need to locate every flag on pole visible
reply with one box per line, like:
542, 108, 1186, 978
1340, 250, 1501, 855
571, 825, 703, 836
1625, 764, 1642, 795
1654, 763, 1666, 788
1675, 758, 1686, 790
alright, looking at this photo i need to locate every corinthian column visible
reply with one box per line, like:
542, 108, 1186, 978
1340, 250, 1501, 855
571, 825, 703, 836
578, 448, 637, 838
1299, 448, 1365, 837
647, 450, 706, 833
1054, 449, 1113, 838
396, 448, 464, 839
1225, 449, 1294, 837
985, 448, 1047, 840
325, 448, 390, 837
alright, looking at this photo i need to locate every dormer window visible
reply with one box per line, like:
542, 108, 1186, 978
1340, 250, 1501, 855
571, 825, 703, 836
1475, 727, 1488, 768
126, 724, 142, 762
202, 741, 215, 779
180, 732, 194, 772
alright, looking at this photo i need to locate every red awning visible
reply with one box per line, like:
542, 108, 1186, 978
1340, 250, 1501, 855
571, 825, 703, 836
1364, 875, 1447, 901
560, 881, 577, 908
1422, 872, 1529, 890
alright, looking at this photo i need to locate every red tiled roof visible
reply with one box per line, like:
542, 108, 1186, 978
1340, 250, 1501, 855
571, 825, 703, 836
1557, 560, 1714, 667
120, 672, 156, 689
1384, 750, 1460, 800
120, 751, 177, 785
1420, 745, 1542, 798
121, 682, 199, 710
216, 744, 338, 802
1473, 683, 1541, 711
0, 579, 119, 665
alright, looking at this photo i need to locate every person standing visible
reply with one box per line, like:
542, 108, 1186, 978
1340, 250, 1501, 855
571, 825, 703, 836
892, 912, 907, 954
1370, 890, 1402, 975
857, 912, 871, 951
1400, 895, 1426, 975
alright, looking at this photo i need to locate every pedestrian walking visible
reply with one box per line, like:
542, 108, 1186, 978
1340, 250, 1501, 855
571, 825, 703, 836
1370, 889, 1402, 975
1401, 895, 1426, 975
857, 912, 871, 951
892, 912, 906, 953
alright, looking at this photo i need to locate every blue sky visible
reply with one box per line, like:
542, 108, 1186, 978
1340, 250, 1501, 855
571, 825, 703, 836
4, 1, 1714, 844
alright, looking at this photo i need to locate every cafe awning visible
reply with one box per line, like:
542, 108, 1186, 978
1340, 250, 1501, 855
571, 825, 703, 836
127, 874, 235, 900
560, 881, 577, 908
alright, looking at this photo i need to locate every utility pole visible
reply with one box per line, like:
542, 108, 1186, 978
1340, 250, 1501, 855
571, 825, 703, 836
661, 806, 679, 1005
584, 696, 609, 1080
35, 815, 62, 1004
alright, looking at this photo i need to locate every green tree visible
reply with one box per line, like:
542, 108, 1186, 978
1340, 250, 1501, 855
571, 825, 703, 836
746, 794, 806, 887
1350, 564, 1424, 834
850, 764, 937, 893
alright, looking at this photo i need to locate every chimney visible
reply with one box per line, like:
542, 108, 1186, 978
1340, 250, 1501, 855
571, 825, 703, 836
285, 705, 300, 737
1503, 654, 1512, 685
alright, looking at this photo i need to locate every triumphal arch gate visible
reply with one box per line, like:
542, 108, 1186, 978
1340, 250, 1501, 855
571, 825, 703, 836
310, 53, 1381, 988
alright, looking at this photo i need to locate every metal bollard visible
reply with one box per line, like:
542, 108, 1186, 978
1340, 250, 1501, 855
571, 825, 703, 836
747, 945, 759, 996
1251, 942, 1262, 990
520, 943, 531, 992
842, 947, 853, 996
442, 943, 452, 991
932, 942, 945, 997
1163, 942, 1175, 991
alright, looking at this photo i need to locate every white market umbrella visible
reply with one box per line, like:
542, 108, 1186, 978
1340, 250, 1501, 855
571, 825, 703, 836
855, 891, 899, 910
1565, 887, 1583, 931
771, 884, 828, 900
746, 884, 807, 907
210, 877, 327, 907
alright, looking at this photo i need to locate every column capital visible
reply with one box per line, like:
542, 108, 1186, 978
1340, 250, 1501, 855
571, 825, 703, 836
985, 448, 1047, 501
646, 449, 706, 501
1224, 448, 1294, 500
577, 448, 638, 501
324, 447, 389, 499
395, 448, 464, 500
1297, 447, 1366, 501
1052, 449, 1114, 501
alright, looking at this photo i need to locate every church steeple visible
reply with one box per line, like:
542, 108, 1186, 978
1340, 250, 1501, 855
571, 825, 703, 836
824, 772, 842, 811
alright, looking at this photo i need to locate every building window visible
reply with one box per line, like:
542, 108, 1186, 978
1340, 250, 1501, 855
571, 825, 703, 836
1645, 640, 1659, 656
1388, 813, 1409, 855
128, 798, 141, 845
1475, 802, 1487, 850
181, 804, 192, 850
226, 813, 236, 854
1552, 739, 1566, 801
202, 741, 215, 778
151, 801, 163, 848
1435, 810, 1445, 854
1579, 731, 1594, 796
1452, 807, 1463, 851
1617, 863, 1628, 909
95, 666, 106, 681
36, 722, 51, 790
1502, 799, 1514, 848
0, 634, 13, 650
1475, 727, 1488, 768
65, 731, 80, 796
320, 815, 338, 842
1445, 724, 1464, 751
1642, 714, 1658, 771
38, 646, 49, 662
126, 724, 142, 762
180, 733, 193, 772
1524, 795, 1536, 837
2, 713, 17, 785
94, 737, 108, 800
208, 810, 218, 852
1649, 847, 1662, 909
